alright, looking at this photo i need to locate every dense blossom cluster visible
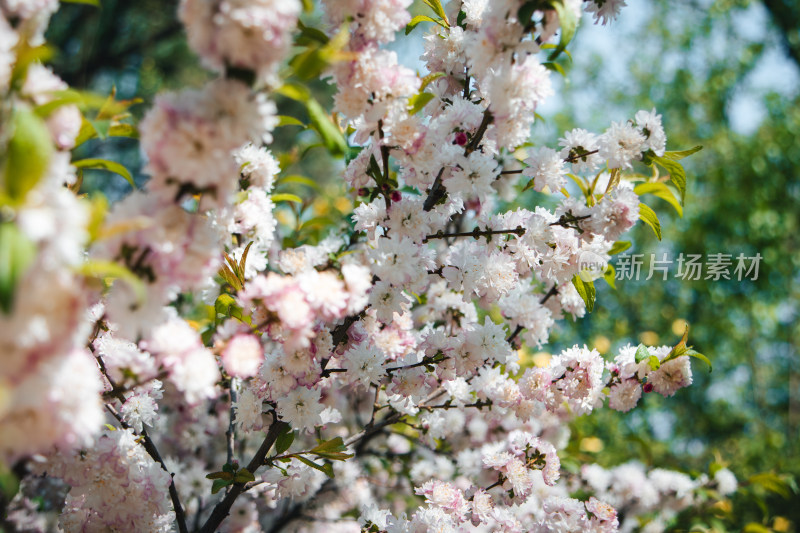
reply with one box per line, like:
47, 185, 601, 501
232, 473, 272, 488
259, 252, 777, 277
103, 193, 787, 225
0, 0, 723, 532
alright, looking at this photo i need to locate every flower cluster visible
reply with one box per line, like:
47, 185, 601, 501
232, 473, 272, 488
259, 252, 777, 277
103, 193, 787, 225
42, 429, 176, 532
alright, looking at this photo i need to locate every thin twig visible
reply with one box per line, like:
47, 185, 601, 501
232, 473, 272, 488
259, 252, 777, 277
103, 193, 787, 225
96, 360, 189, 533
226, 377, 238, 466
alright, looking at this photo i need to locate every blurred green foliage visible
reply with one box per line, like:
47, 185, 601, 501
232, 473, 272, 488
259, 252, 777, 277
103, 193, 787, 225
540, 0, 800, 530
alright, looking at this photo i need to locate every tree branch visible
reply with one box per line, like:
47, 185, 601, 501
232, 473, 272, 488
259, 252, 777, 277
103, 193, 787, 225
198, 420, 289, 533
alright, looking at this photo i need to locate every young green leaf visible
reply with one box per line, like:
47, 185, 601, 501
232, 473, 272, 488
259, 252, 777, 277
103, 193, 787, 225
608, 241, 631, 255
652, 156, 686, 203
0, 223, 37, 314
233, 468, 256, 484
77, 260, 146, 306
310, 437, 348, 454
634, 344, 651, 364
305, 97, 348, 156
603, 264, 616, 289
683, 349, 712, 372
420, 72, 446, 91
638, 203, 662, 240
634, 182, 683, 216
211, 478, 233, 495
422, 0, 449, 24
277, 115, 305, 127
72, 158, 135, 189
205, 471, 234, 481
408, 92, 435, 115
571, 276, 595, 313
548, 0, 578, 61
2, 108, 53, 204
405, 15, 445, 34
294, 456, 335, 478
275, 428, 295, 456
662, 145, 702, 161
271, 193, 303, 204
60, 0, 101, 7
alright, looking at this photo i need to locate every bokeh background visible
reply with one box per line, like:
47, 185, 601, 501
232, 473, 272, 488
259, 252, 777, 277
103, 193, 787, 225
44, 0, 799, 529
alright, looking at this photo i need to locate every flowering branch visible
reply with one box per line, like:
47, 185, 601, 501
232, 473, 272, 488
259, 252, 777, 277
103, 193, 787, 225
423, 226, 526, 243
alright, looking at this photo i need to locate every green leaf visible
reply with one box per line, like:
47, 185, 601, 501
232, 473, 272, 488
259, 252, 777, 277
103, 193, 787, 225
310, 437, 347, 454
634, 344, 651, 364
420, 72, 446, 91
305, 97, 348, 156
108, 123, 138, 138
296, 20, 329, 45
276, 83, 311, 103
518, 1, 537, 27
405, 15, 445, 35
743, 524, 771, 533
275, 428, 295, 455
215, 294, 239, 318
0, 223, 37, 314
76, 260, 146, 305
89, 118, 111, 139
313, 451, 354, 461
276, 175, 319, 189
651, 156, 687, 203
218, 264, 242, 291
422, 0, 449, 24
366, 154, 383, 184
2, 108, 53, 204
86, 193, 108, 243
60, 0, 100, 5
647, 355, 661, 371
408, 91, 435, 115
277, 115, 305, 127
638, 203, 662, 240
748, 473, 793, 499
634, 182, 683, 216
298, 216, 335, 231
205, 471, 234, 481
667, 325, 690, 359
548, 0, 578, 61
72, 158, 135, 189
11, 43, 54, 85
289, 24, 350, 80
662, 145, 702, 161
542, 61, 566, 76
684, 349, 713, 372
603, 264, 616, 289
608, 241, 631, 255
294, 456, 335, 478
211, 478, 233, 494
290, 47, 330, 81
271, 193, 303, 204
571, 276, 595, 313
233, 468, 256, 484
238, 241, 253, 276
0, 462, 19, 500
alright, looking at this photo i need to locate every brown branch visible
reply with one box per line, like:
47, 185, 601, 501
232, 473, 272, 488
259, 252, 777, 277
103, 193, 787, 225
198, 420, 289, 533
